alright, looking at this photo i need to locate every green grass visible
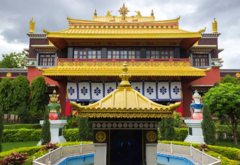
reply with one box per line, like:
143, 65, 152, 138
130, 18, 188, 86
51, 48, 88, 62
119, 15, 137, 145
2, 141, 38, 152
215, 141, 240, 149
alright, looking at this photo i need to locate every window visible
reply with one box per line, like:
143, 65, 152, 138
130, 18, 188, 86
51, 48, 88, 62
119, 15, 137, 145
107, 49, 140, 59
192, 54, 209, 66
39, 54, 55, 66
74, 48, 102, 59
146, 48, 174, 58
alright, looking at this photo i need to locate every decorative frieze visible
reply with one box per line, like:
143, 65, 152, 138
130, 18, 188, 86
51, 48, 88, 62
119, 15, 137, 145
93, 121, 158, 130
25, 58, 36, 68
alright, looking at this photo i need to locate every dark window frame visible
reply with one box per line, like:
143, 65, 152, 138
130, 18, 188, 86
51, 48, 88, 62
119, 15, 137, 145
146, 48, 174, 58
107, 48, 141, 59
74, 48, 102, 59
192, 54, 209, 66
39, 54, 55, 66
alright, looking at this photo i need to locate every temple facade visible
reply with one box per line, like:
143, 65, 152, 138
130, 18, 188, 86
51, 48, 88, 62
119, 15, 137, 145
24, 4, 223, 118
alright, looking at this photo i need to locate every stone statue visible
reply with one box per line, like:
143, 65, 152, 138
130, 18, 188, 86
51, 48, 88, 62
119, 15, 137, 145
190, 90, 203, 120
47, 90, 61, 120
134, 11, 142, 17
106, 10, 112, 17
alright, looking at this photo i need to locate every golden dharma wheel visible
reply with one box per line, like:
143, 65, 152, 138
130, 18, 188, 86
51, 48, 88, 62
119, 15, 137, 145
96, 131, 106, 142
6, 72, 12, 78
236, 73, 240, 78
146, 131, 157, 142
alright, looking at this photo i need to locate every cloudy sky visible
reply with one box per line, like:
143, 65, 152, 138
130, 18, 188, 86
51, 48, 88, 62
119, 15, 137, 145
0, 0, 239, 68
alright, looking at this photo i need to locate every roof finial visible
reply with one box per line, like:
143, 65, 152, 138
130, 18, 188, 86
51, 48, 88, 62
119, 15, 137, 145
212, 18, 218, 33
118, 3, 129, 22
119, 62, 131, 87
94, 9, 97, 17
151, 9, 154, 17
29, 17, 35, 33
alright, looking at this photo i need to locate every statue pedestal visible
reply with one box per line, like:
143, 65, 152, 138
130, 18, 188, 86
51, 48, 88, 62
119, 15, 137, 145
184, 119, 205, 144
37, 120, 67, 146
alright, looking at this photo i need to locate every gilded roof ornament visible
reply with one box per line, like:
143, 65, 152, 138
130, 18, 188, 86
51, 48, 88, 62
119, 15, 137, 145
176, 16, 180, 20
119, 62, 131, 87
135, 11, 142, 17
118, 3, 129, 22
212, 18, 218, 33
106, 10, 112, 17
94, 9, 97, 17
151, 9, 154, 17
198, 27, 206, 33
29, 17, 35, 33
43, 28, 50, 34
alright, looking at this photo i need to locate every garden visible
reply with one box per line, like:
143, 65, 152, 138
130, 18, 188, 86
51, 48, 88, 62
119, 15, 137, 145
0, 74, 240, 164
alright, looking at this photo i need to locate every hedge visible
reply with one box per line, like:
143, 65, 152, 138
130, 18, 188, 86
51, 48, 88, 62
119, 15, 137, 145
159, 141, 240, 162
4, 124, 41, 129
2, 129, 82, 142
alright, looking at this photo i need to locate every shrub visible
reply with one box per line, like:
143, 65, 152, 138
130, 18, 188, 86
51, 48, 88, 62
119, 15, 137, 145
198, 143, 209, 151
64, 129, 79, 141
41, 109, 50, 145
159, 119, 165, 140
4, 124, 41, 130
41, 142, 58, 151
78, 118, 93, 141
165, 118, 175, 140
173, 111, 183, 127
201, 104, 216, 145
0, 108, 3, 152
0, 152, 28, 165
174, 128, 188, 141
2, 129, 41, 142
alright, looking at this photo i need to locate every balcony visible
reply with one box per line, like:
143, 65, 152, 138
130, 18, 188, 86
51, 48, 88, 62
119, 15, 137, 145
57, 58, 191, 67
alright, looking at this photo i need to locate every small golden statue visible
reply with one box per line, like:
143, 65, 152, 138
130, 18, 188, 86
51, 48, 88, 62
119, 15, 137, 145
29, 17, 35, 33
135, 11, 142, 17
212, 18, 218, 33
47, 90, 61, 120
106, 10, 112, 17
94, 9, 97, 17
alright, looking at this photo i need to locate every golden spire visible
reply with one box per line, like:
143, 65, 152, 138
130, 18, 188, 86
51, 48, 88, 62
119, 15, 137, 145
29, 17, 35, 33
94, 9, 97, 17
151, 9, 154, 17
212, 18, 218, 33
118, 3, 129, 22
119, 62, 131, 87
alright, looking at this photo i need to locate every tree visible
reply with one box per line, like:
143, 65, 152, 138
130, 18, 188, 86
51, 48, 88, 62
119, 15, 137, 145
201, 104, 216, 145
12, 75, 31, 123
202, 83, 240, 145
0, 51, 28, 68
165, 118, 175, 140
29, 76, 48, 122
173, 111, 183, 127
41, 108, 51, 145
214, 81, 220, 87
78, 118, 89, 141
0, 78, 13, 116
221, 74, 240, 85
159, 118, 165, 140
0, 108, 3, 152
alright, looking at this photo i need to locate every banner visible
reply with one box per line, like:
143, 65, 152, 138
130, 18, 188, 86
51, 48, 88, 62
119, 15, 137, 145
66, 81, 182, 101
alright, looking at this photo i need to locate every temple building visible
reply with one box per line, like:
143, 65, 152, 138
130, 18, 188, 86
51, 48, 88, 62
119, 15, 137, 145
24, 4, 223, 118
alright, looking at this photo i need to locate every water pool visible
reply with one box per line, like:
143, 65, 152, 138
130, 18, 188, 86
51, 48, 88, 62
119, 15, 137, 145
59, 153, 193, 165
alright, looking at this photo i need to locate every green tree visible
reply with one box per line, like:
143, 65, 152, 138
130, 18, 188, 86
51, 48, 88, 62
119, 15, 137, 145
0, 78, 13, 116
41, 108, 51, 145
201, 104, 216, 145
12, 75, 31, 123
0, 109, 3, 152
78, 118, 89, 141
159, 118, 165, 140
30, 76, 48, 122
173, 111, 183, 127
0, 51, 28, 68
221, 74, 240, 85
202, 83, 240, 145
165, 118, 175, 140
214, 80, 220, 87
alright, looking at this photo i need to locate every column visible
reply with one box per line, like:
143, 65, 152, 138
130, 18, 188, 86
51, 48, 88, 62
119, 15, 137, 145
94, 143, 107, 165
146, 143, 157, 165
57, 77, 67, 116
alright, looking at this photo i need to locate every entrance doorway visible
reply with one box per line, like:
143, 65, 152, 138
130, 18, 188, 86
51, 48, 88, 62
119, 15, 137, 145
109, 130, 143, 165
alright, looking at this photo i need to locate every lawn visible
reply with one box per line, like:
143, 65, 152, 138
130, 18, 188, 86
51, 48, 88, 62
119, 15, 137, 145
2, 141, 38, 152
215, 141, 240, 149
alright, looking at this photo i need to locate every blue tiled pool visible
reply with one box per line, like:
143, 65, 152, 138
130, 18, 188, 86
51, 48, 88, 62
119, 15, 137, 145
59, 153, 193, 165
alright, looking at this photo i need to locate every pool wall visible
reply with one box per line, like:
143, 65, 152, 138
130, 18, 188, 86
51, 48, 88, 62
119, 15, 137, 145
157, 153, 194, 165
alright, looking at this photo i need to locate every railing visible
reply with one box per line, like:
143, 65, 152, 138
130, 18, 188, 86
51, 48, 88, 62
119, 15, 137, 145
32, 143, 94, 165
57, 58, 191, 67
157, 142, 221, 165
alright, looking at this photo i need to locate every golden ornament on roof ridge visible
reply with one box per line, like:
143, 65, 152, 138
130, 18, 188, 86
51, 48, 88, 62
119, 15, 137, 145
119, 62, 131, 87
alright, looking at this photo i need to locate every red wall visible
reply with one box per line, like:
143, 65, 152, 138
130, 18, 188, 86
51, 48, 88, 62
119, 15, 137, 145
191, 68, 220, 85
27, 68, 58, 85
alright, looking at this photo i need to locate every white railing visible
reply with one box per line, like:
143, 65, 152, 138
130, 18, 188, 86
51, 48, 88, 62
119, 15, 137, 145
157, 142, 221, 165
33, 143, 94, 165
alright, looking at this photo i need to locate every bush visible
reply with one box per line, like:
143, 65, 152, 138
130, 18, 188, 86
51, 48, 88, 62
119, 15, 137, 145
174, 128, 188, 141
159, 119, 165, 140
2, 129, 41, 142
41, 109, 50, 145
173, 111, 183, 127
4, 124, 41, 130
63, 129, 79, 141
165, 118, 175, 140
0, 152, 28, 165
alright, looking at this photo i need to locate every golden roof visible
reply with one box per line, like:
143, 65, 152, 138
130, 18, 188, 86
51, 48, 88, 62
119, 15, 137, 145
70, 62, 181, 118
38, 61, 211, 77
